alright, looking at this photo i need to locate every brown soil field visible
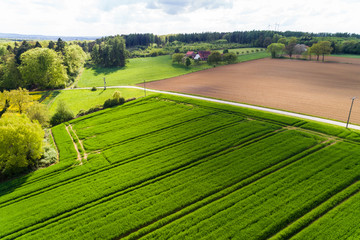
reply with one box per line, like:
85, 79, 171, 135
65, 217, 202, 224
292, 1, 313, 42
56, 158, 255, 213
144, 57, 360, 124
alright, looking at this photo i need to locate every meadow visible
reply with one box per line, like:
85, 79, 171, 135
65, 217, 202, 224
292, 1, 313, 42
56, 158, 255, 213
46, 88, 147, 115
1, 94, 360, 239
77, 51, 269, 87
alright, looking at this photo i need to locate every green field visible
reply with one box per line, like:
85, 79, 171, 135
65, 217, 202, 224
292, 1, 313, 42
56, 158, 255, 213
1, 94, 360, 239
331, 54, 360, 58
47, 88, 148, 115
78, 51, 269, 87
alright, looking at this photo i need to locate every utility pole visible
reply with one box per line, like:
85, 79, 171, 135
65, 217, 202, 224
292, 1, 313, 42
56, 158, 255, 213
143, 80, 146, 97
346, 97, 356, 128
104, 77, 106, 90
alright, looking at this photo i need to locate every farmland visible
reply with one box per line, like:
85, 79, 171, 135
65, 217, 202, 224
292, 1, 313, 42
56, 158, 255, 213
77, 51, 269, 87
145, 57, 360, 125
1, 94, 360, 239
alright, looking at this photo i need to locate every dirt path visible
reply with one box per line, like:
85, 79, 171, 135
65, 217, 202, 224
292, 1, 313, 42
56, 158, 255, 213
69, 124, 88, 161
65, 125, 82, 163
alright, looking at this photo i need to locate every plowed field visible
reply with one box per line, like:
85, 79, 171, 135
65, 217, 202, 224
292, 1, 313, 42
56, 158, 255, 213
145, 57, 360, 124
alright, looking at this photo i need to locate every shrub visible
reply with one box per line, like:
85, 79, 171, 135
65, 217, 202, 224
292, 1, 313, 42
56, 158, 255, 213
91, 86, 97, 91
103, 97, 125, 109
113, 91, 121, 100
26, 102, 50, 127
50, 100, 74, 126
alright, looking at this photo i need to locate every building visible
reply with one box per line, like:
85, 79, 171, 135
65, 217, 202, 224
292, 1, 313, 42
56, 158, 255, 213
186, 51, 196, 58
198, 51, 211, 61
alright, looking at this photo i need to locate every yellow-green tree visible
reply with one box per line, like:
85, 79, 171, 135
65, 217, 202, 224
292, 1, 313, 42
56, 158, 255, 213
10, 87, 31, 113
19, 48, 68, 89
64, 45, 87, 76
0, 113, 44, 179
267, 43, 285, 58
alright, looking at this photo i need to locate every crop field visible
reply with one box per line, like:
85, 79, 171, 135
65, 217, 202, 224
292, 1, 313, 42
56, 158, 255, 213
145, 57, 360, 125
77, 51, 269, 87
1, 94, 360, 239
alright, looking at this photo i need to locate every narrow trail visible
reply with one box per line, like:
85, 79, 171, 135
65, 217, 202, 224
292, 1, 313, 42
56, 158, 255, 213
65, 125, 82, 163
69, 125, 88, 161
63, 86, 360, 131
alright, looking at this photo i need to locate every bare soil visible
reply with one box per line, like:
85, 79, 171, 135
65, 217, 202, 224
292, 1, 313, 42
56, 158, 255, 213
144, 57, 360, 124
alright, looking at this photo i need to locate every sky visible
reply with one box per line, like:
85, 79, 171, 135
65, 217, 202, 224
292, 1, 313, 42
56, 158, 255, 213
0, 0, 359, 37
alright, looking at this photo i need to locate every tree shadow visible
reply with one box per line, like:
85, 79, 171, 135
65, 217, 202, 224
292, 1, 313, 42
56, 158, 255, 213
97, 89, 106, 95
0, 173, 30, 198
90, 65, 127, 76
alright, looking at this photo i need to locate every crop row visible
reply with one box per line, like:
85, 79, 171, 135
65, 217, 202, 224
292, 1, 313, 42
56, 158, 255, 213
9, 130, 323, 240
290, 183, 360, 240
0, 109, 251, 207
0, 122, 283, 238
139, 142, 360, 240
76, 106, 216, 151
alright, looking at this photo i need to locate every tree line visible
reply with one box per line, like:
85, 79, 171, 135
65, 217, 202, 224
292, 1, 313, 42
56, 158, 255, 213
0, 38, 87, 90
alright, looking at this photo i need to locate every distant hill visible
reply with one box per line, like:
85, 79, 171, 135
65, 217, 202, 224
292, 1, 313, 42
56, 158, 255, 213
0, 33, 99, 41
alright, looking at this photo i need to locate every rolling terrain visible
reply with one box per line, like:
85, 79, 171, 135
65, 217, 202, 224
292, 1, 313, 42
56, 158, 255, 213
1, 95, 360, 239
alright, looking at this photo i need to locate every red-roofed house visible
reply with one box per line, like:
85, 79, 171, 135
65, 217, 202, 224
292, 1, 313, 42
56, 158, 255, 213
198, 51, 211, 61
186, 51, 196, 58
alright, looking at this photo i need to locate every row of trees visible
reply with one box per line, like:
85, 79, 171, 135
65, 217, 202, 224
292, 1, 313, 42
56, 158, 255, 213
91, 35, 128, 67
267, 40, 332, 61
0, 39, 87, 90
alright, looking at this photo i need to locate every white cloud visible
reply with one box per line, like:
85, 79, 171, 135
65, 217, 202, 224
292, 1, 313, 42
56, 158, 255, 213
0, 0, 359, 36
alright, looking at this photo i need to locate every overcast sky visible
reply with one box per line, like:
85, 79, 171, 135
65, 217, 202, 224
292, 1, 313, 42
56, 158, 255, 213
1, 0, 359, 37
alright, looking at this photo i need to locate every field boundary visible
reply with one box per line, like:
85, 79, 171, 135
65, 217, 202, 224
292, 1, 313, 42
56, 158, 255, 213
63, 86, 360, 130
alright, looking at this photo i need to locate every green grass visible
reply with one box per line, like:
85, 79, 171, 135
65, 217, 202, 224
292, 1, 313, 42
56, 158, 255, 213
47, 88, 148, 115
331, 54, 360, 58
2, 94, 360, 239
77, 52, 269, 88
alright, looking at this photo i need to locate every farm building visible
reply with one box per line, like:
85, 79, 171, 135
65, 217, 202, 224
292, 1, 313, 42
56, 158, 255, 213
186, 51, 196, 58
198, 51, 211, 60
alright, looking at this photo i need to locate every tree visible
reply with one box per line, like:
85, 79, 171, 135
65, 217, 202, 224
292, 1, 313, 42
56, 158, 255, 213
48, 41, 55, 50
34, 41, 42, 48
318, 41, 333, 62
19, 48, 68, 89
185, 57, 191, 67
55, 38, 66, 53
0, 113, 44, 179
223, 52, 237, 64
223, 49, 229, 54
9, 87, 31, 113
91, 36, 127, 67
0, 90, 10, 118
285, 37, 297, 58
267, 43, 285, 58
0, 55, 23, 90
50, 100, 74, 126
63, 45, 87, 76
310, 43, 322, 61
207, 51, 222, 65
174, 48, 180, 53
26, 102, 49, 127
277, 38, 287, 45
172, 53, 184, 64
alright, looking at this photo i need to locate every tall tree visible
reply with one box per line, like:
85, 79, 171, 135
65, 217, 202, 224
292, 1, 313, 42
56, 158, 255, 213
9, 87, 31, 113
91, 36, 127, 67
318, 41, 333, 62
0, 55, 23, 90
63, 45, 87, 76
0, 113, 44, 179
48, 41, 55, 50
55, 38, 66, 53
19, 48, 68, 89
267, 43, 285, 58
34, 41, 42, 48
285, 37, 297, 58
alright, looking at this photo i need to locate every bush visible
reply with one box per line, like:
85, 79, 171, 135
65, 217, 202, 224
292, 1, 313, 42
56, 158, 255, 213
91, 86, 97, 91
50, 100, 74, 126
103, 97, 125, 109
26, 102, 49, 127
39, 145, 57, 167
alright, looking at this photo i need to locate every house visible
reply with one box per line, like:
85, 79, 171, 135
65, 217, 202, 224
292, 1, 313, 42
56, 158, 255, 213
198, 51, 211, 61
194, 54, 201, 60
186, 51, 196, 58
